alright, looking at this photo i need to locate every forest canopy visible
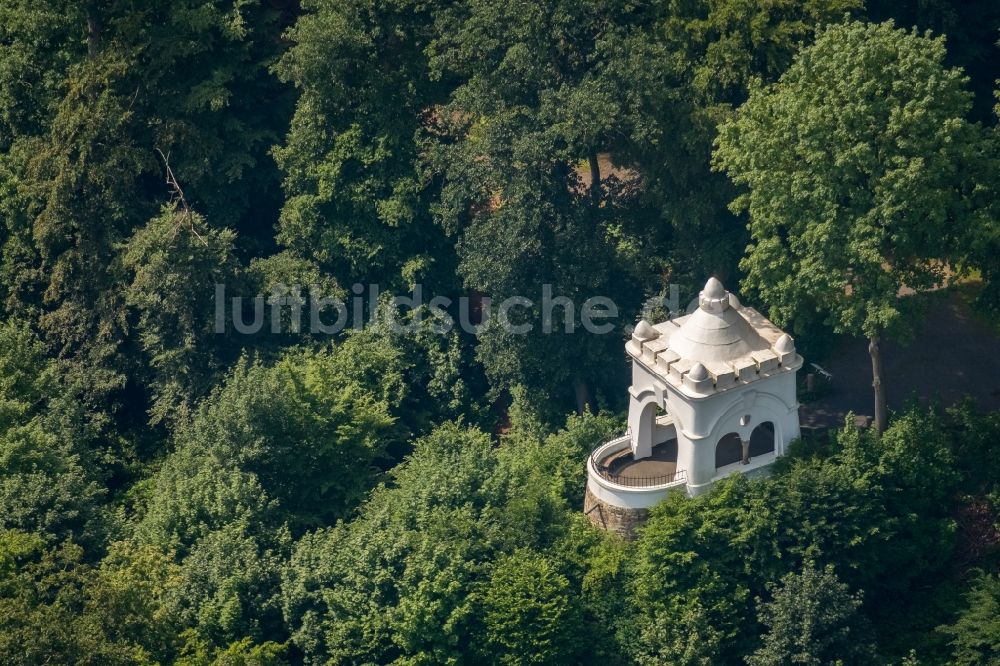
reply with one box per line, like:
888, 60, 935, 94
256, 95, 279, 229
0, 1, 998, 664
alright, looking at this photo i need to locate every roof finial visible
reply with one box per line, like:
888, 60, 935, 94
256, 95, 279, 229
699, 277, 730, 313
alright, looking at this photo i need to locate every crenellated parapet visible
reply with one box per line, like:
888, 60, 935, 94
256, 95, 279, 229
586, 277, 803, 536
625, 277, 802, 399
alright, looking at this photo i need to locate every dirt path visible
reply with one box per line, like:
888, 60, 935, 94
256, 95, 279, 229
799, 292, 1000, 429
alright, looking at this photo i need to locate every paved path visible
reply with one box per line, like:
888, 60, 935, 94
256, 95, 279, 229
799, 292, 1000, 429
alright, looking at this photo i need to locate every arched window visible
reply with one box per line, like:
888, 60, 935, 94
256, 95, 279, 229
715, 433, 742, 468
748, 421, 775, 457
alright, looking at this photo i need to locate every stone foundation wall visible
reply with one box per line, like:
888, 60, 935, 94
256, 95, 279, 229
584, 485, 649, 540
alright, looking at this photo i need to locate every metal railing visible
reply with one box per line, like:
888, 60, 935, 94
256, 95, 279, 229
589, 437, 687, 488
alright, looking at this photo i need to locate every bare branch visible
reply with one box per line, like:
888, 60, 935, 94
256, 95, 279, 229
155, 148, 207, 246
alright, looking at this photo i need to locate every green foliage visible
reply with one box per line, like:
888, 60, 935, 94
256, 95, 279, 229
135, 445, 288, 652
0, 322, 104, 548
82, 540, 185, 663
628, 407, 968, 662
939, 571, 1000, 665
124, 205, 242, 425
279, 416, 619, 664
483, 550, 582, 665
176, 634, 288, 666
614, 0, 861, 282
0, 2, 997, 663
280, 422, 502, 663
629, 479, 756, 663
945, 400, 1000, 493
136, 445, 275, 556
0, 0, 291, 403
363, 300, 489, 438
0, 534, 94, 665
273, 0, 452, 289
168, 524, 290, 652
747, 561, 876, 666
17, 47, 146, 399
130, 339, 409, 652
500, 386, 620, 508
423, 0, 649, 410
0, 532, 179, 664
0, 319, 53, 427
0, 416, 104, 549
865, 0, 1000, 121
174, 344, 398, 532
716, 19, 983, 342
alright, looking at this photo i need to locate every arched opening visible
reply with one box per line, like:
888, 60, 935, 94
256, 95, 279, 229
748, 421, 775, 457
715, 433, 743, 468
629, 399, 659, 459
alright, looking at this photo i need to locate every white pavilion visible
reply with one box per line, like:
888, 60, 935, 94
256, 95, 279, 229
585, 277, 803, 535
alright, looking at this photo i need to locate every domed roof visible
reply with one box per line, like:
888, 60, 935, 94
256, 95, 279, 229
668, 278, 769, 363
688, 362, 709, 381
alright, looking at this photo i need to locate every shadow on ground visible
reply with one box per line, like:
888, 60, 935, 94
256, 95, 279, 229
799, 292, 1000, 429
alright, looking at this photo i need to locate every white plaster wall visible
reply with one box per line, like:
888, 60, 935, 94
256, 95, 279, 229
630, 359, 800, 494
621, 357, 800, 501
682, 374, 799, 494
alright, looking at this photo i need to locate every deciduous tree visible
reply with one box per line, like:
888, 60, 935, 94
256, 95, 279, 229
746, 562, 876, 666
715, 20, 983, 432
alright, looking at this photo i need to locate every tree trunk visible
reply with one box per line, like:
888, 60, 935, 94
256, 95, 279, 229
868, 334, 887, 434
588, 150, 601, 208
87, 14, 101, 58
573, 378, 593, 416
